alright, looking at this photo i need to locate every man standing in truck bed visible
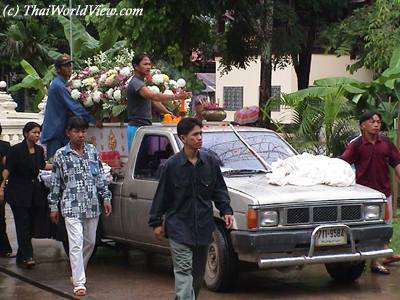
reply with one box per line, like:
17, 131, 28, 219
126, 53, 192, 150
41, 54, 98, 159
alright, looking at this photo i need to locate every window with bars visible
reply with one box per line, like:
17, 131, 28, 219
223, 86, 243, 110
270, 85, 282, 112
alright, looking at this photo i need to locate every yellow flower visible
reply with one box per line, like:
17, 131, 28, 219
162, 74, 169, 82
82, 77, 95, 86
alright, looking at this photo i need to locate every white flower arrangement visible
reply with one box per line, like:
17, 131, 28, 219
83, 95, 94, 107
113, 89, 122, 101
72, 80, 82, 89
89, 66, 100, 74
93, 90, 102, 103
177, 78, 186, 88
106, 88, 114, 99
152, 74, 164, 85
68, 48, 191, 121
102, 102, 113, 110
163, 89, 174, 96
120, 67, 131, 77
99, 74, 107, 83
149, 85, 160, 93
169, 80, 178, 89
185, 99, 191, 110
71, 89, 81, 100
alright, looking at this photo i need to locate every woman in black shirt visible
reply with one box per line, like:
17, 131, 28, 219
1, 122, 51, 268
0, 123, 12, 257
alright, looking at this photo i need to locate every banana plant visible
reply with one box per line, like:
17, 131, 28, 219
57, 15, 100, 67
8, 60, 55, 112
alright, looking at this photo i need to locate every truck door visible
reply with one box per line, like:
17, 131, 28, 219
121, 131, 176, 247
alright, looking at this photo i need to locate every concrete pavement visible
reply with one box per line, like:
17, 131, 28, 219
1, 205, 400, 299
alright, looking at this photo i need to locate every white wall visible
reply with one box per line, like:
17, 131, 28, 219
215, 57, 261, 121
309, 54, 372, 84
216, 54, 373, 123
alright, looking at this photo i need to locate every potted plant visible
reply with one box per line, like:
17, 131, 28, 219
201, 100, 227, 121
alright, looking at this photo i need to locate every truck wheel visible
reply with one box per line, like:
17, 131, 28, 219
204, 223, 238, 292
325, 261, 365, 282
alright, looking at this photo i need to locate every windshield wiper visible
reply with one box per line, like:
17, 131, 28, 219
228, 124, 271, 171
222, 169, 271, 177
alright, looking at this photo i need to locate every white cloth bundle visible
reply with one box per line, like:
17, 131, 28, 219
267, 153, 355, 187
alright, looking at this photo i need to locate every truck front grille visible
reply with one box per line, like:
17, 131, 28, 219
341, 205, 362, 221
287, 208, 309, 224
285, 205, 362, 225
313, 206, 337, 222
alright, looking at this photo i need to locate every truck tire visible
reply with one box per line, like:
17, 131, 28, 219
204, 222, 238, 292
325, 261, 365, 282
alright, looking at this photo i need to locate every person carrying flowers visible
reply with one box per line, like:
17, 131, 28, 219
41, 54, 100, 159
127, 53, 192, 150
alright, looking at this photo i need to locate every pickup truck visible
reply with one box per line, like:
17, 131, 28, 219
97, 123, 393, 292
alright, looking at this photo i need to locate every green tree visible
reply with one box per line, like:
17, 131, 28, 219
115, 0, 215, 68
216, 0, 354, 129
8, 60, 55, 112
267, 78, 358, 156
265, 48, 400, 156
216, 0, 274, 127
322, 0, 400, 76
274, 0, 351, 90
0, 19, 56, 74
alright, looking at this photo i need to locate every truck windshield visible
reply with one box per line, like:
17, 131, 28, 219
198, 131, 296, 170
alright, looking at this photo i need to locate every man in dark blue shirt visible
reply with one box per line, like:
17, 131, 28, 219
41, 54, 96, 159
149, 117, 233, 300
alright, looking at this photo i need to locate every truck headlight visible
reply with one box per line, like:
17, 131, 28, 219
260, 210, 278, 227
365, 205, 380, 220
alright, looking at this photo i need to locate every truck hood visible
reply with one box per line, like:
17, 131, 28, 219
225, 174, 385, 205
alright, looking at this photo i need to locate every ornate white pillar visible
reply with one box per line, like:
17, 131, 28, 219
38, 93, 47, 122
0, 81, 17, 115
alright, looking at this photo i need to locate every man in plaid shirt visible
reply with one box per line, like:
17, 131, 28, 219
48, 116, 112, 297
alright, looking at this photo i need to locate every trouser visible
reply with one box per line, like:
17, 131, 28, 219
10, 205, 33, 262
387, 196, 393, 223
169, 239, 209, 300
127, 125, 139, 151
0, 200, 12, 254
65, 216, 99, 292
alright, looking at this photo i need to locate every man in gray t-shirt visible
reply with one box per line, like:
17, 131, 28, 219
127, 76, 152, 127
127, 53, 191, 150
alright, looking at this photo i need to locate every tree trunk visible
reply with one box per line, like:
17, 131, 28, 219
258, 0, 274, 128
259, 57, 272, 128
295, 50, 312, 90
181, 17, 191, 68
294, 22, 316, 90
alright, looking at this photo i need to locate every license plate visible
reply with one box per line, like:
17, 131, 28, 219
315, 228, 347, 246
